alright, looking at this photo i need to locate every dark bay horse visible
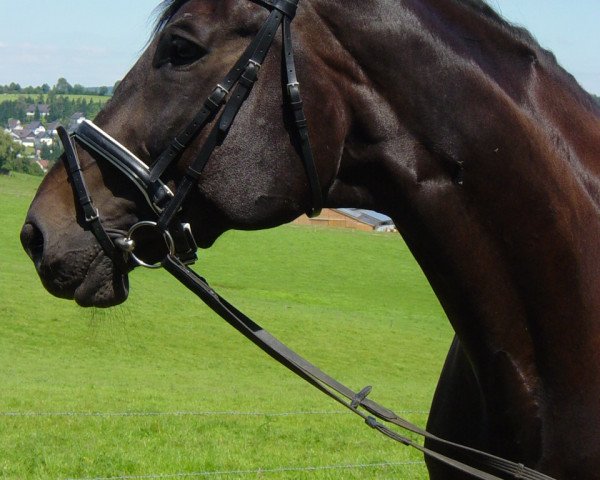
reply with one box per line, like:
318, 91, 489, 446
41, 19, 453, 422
20, 0, 600, 478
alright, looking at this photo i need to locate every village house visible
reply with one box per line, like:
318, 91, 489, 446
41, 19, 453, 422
7, 118, 22, 131
68, 112, 86, 132
45, 121, 60, 136
25, 120, 46, 136
25, 103, 50, 118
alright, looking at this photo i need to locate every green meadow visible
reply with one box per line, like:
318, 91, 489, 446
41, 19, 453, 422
0, 173, 453, 479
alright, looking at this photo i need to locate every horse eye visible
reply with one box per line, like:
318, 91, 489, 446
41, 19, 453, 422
157, 34, 207, 68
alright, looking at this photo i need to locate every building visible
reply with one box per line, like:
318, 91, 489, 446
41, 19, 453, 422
68, 112, 86, 131
293, 208, 396, 232
25, 104, 50, 118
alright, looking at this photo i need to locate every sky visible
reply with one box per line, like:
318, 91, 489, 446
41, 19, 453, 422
0, 0, 598, 94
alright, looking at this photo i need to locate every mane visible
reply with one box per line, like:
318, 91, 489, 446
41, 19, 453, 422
153, 0, 537, 45
150, 0, 597, 107
457, 0, 540, 49
153, 0, 191, 35
458, 0, 598, 109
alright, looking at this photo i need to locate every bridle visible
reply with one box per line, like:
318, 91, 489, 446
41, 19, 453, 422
57, 1, 556, 479
58, 0, 322, 270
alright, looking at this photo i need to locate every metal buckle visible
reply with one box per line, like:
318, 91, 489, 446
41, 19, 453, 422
216, 84, 230, 96
85, 207, 100, 223
287, 81, 300, 95
248, 59, 262, 71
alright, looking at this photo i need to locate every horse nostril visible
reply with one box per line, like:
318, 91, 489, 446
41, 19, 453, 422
20, 222, 45, 268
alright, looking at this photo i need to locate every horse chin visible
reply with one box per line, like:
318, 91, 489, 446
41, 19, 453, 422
73, 255, 130, 308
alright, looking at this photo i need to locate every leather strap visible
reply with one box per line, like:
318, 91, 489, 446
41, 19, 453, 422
149, 8, 286, 182
74, 120, 173, 213
282, 17, 322, 217
162, 254, 556, 480
58, 126, 127, 270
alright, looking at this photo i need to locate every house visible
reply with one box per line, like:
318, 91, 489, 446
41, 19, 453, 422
36, 132, 54, 147
7, 118, 22, 131
68, 112, 86, 131
24, 121, 46, 136
16, 129, 36, 148
8, 131, 21, 142
35, 159, 51, 173
293, 208, 396, 232
45, 121, 60, 136
25, 104, 50, 118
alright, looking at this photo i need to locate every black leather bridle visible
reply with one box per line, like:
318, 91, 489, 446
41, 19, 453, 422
58, 0, 322, 270
57, 2, 556, 479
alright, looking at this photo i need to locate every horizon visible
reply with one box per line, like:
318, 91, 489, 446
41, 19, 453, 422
0, 1, 598, 95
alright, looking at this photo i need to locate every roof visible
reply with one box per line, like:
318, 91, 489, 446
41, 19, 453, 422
335, 208, 394, 227
25, 121, 43, 130
26, 104, 50, 114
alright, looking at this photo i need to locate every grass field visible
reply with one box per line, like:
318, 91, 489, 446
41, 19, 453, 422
0, 94, 110, 104
0, 173, 453, 479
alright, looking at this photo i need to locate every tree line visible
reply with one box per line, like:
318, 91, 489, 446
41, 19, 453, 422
0, 78, 119, 96
0, 94, 107, 127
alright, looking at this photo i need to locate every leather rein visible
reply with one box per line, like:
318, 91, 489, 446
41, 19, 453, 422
57, 1, 555, 479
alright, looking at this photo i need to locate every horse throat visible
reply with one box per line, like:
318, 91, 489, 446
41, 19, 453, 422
312, 0, 600, 468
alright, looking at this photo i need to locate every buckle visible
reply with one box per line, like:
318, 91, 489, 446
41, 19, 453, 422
85, 207, 100, 223
287, 81, 300, 96
248, 59, 262, 72
206, 84, 229, 111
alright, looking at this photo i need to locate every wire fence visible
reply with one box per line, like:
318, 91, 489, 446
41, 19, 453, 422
64, 461, 426, 480
0, 409, 430, 418
3, 410, 430, 479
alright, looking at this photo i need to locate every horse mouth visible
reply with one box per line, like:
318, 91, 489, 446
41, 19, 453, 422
73, 251, 130, 307
38, 247, 129, 308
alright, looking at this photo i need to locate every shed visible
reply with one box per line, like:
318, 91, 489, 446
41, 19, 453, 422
293, 208, 395, 232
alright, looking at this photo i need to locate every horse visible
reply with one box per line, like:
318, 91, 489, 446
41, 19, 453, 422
20, 0, 600, 478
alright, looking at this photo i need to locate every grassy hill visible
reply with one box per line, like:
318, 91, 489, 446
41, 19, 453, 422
0, 173, 453, 479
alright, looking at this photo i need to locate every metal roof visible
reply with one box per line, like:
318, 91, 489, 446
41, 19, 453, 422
336, 208, 393, 227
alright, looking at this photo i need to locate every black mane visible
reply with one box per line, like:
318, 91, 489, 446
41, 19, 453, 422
153, 0, 191, 35
153, 0, 536, 46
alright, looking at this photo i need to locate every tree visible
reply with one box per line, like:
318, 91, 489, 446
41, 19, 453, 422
0, 130, 23, 171
72, 84, 85, 95
54, 77, 72, 94
41, 83, 51, 94
98, 86, 109, 96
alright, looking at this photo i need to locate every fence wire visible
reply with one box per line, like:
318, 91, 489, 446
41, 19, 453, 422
64, 461, 426, 480
0, 410, 429, 418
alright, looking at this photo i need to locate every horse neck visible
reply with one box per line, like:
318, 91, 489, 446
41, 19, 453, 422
311, 0, 600, 398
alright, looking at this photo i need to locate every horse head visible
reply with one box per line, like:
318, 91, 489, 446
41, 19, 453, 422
21, 0, 349, 307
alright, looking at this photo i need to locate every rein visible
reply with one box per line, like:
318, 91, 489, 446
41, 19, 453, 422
57, 1, 555, 479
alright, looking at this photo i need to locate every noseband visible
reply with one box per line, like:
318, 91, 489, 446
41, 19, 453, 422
58, 0, 322, 270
